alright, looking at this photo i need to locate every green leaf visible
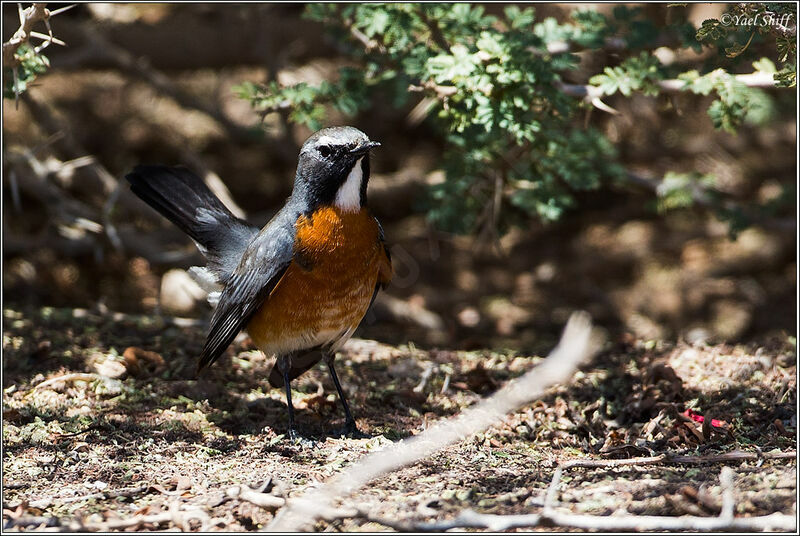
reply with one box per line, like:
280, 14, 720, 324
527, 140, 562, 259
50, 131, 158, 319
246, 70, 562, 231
3, 43, 50, 100
696, 19, 727, 43
774, 65, 796, 88
752, 57, 777, 73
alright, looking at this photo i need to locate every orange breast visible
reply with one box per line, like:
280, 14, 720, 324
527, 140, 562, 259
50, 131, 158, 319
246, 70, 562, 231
247, 206, 392, 356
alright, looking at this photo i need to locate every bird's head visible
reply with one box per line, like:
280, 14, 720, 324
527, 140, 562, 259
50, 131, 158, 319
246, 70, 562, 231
293, 126, 380, 213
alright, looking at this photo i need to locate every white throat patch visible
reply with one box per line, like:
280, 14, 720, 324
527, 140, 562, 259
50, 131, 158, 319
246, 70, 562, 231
335, 157, 364, 212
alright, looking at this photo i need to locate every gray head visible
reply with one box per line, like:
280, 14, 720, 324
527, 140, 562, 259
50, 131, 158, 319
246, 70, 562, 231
293, 126, 381, 212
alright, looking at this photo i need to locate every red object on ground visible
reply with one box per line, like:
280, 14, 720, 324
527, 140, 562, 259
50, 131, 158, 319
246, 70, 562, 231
683, 408, 725, 428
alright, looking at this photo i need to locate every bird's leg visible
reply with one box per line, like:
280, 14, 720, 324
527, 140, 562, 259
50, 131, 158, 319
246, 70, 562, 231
325, 352, 369, 439
277, 353, 305, 444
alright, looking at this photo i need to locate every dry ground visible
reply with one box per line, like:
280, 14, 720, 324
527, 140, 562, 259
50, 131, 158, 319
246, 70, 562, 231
2, 306, 796, 531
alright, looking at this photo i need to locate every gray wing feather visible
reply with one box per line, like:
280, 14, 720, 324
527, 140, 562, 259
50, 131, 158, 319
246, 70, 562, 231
196, 208, 296, 370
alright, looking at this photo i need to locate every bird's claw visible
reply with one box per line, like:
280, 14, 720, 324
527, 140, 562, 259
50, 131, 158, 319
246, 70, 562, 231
287, 428, 316, 448
331, 421, 370, 439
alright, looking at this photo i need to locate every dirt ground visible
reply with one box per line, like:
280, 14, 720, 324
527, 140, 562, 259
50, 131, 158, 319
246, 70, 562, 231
2, 305, 796, 531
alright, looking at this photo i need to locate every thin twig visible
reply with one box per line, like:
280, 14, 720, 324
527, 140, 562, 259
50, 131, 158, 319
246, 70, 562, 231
559, 71, 780, 100
668, 450, 796, 464
32, 373, 106, 391
413, 362, 435, 393
28, 31, 65, 47
47, 4, 76, 17
349, 24, 384, 54
392, 509, 797, 532
27, 486, 151, 509
102, 181, 124, 252
268, 311, 602, 531
19, 503, 213, 532
719, 466, 735, 522
178, 149, 248, 219
20, 92, 119, 195
226, 484, 285, 511
542, 465, 563, 512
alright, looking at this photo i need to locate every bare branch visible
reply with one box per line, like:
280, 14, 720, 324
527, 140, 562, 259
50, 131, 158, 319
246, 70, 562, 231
46, 3, 76, 17
558, 450, 796, 469
413, 73, 783, 121
2, 3, 49, 68
391, 508, 797, 532
27, 486, 150, 510
268, 311, 602, 531
226, 484, 286, 511
364, 462, 794, 532
559, 71, 781, 103
3, 146, 197, 264
32, 372, 108, 391
349, 24, 384, 54
719, 466, 735, 522
20, 92, 118, 195
28, 31, 65, 47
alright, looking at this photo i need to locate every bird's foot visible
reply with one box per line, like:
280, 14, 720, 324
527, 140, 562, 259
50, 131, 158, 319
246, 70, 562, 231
287, 427, 316, 448
330, 420, 370, 439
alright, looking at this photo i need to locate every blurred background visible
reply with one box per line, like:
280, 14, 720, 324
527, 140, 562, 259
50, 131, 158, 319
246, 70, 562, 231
3, 3, 796, 355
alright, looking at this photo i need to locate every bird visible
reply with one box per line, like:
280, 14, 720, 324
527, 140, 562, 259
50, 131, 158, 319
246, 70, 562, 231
125, 126, 392, 441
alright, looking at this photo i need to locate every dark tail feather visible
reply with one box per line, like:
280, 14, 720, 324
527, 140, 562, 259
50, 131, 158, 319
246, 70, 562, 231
125, 165, 259, 281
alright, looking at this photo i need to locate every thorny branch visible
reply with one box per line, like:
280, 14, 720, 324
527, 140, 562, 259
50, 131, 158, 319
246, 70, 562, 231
2, 3, 73, 104
2, 3, 49, 68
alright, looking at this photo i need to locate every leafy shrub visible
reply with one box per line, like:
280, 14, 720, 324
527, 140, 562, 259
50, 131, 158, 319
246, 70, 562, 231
237, 4, 794, 236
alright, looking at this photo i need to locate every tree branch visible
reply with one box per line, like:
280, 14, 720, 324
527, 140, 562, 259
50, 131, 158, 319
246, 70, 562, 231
559, 70, 779, 101
418, 8, 450, 52
2, 3, 49, 68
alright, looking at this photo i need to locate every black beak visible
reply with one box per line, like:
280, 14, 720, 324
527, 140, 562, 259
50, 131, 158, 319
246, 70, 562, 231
349, 141, 381, 155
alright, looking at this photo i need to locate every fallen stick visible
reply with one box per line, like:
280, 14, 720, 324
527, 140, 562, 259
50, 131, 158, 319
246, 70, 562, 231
267, 311, 602, 531
226, 484, 286, 511
388, 509, 797, 532
550, 450, 797, 473
365, 465, 795, 532
26, 485, 151, 510
32, 373, 106, 391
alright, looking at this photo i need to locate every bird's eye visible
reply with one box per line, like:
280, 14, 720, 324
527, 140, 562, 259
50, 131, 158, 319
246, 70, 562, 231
318, 145, 332, 158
